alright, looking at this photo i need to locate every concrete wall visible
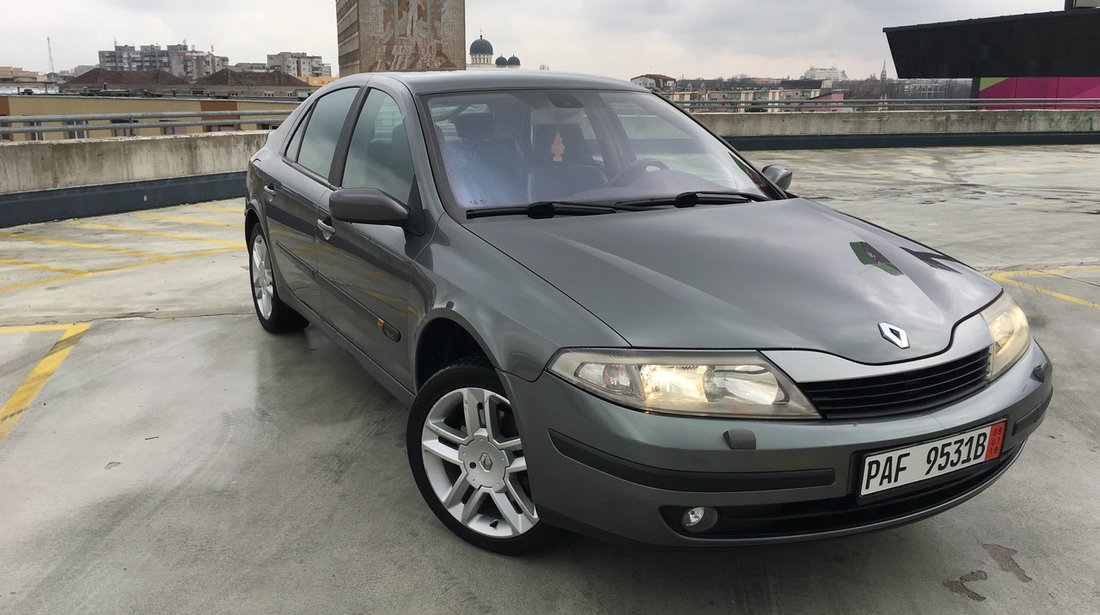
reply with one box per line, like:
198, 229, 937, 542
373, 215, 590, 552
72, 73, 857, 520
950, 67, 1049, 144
696, 109, 1100, 137
0, 131, 268, 195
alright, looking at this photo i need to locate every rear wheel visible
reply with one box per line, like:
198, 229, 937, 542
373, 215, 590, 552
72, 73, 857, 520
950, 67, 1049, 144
407, 358, 552, 554
248, 223, 308, 333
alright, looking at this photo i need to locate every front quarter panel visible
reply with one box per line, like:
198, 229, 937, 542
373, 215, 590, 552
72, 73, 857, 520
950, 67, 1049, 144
410, 213, 627, 382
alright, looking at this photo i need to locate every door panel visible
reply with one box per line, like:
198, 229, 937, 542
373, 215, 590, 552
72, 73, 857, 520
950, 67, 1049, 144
317, 88, 416, 389
264, 86, 361, 314
269, 172, 330, 311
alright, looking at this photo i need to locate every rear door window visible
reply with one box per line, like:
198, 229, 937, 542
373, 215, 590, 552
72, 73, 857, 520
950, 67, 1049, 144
295, 87, 359, 179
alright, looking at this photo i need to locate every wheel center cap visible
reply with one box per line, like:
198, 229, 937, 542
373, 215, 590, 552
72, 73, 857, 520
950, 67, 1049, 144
459, 435, 507, 489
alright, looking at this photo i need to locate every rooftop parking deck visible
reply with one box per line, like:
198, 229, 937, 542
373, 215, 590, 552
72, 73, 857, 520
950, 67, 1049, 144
1, 145, 1098, 613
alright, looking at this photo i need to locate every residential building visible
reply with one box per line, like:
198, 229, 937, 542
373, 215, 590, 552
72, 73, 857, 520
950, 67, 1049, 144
802, 66, 849, 81
233, 62, 269, 73
98, 43, 228, 80
336, 0, 465, 75
631, 74, 677, 91
266, 52, 332, 78
0, 67, 45, 83
99, 45, 171, 72
169, 47, 229, 81
901, 79, 948, 98
802, 91, 847, 112
57, 65, 98, 80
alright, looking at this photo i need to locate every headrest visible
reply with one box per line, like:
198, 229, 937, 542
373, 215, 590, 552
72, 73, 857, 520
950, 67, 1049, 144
452, 113, 495, 141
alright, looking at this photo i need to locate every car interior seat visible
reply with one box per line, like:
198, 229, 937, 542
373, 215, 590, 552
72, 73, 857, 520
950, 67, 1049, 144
527, 124, 607, 202
442, 113, 526, 207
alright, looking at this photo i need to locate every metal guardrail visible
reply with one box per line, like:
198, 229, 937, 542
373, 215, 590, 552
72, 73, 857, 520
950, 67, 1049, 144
676, 98, 1100, 112
0, 109, 293, 136
3, 99, 1100, 138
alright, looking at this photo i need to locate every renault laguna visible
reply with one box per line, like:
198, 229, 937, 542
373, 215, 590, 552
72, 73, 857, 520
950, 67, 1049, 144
244, 71, 1052, 554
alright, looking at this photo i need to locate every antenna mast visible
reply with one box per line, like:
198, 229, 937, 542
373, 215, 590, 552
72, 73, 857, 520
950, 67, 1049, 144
47, 36, 55, 73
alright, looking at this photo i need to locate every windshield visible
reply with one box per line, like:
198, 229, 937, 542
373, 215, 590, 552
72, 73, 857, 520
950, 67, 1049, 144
424, 89, 776, 211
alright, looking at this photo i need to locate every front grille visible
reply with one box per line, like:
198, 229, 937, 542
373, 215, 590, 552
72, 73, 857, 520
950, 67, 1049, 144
799, 348, 992, 419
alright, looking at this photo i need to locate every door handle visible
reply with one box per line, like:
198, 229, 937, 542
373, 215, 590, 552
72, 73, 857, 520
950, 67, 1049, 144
262, 184, 278, 197
318, 217, 336, 240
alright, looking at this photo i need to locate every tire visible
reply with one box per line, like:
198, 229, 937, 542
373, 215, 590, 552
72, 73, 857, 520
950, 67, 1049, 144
248, 223, 308, 334
407, 357, 553, 554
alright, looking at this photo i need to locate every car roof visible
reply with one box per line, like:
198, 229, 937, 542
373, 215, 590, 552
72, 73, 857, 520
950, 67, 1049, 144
330, 70, 649, 95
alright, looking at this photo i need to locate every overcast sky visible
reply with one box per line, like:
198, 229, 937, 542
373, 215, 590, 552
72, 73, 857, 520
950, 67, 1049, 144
0, 0, 1060, 79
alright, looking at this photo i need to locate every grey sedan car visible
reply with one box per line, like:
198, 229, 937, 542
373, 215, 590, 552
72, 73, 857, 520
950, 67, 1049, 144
244, 71, 1052, 554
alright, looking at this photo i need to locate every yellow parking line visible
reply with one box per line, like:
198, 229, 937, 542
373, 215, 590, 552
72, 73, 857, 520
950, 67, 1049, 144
135, 212, 235, 227
0, 246, 239, 294
68, 221, 244, 248
192, 204, 242, 214
0, 258, 85, 274
0, 323, 90, 443
0, 273, 89, 294
0, 324, 78, 335
991, 269, 1100, 311
0, 232, 170, 260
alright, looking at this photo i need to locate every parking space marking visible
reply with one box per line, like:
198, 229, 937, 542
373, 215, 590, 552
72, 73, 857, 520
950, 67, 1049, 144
192, 203, 242, 214
0, 258, 85, 274
0, 232, 170, 259
67, 221, 244, 248
991, 267, 1100, 312
0, 323, 90, 443
0, 246, 239, 294
134, 212, 235, 227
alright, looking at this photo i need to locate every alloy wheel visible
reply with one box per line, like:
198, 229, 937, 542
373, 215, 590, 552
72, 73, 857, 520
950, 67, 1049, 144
420, 387, 538, 538
250, 234, 274, 320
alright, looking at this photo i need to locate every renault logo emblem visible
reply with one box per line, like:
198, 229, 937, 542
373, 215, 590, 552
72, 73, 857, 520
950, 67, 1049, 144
879, 323, 910, 349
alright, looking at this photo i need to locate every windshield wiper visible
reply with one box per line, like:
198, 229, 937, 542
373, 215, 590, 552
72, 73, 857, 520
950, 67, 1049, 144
467, 201, 623, 220
615, 191, 768, 208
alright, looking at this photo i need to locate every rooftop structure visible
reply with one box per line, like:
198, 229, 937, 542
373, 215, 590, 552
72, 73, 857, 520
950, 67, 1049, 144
885, 8, 1100, 78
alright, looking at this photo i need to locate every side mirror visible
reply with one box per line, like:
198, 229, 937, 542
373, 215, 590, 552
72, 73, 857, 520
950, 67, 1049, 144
330, 188, 409, 227
761, 165, 794, 191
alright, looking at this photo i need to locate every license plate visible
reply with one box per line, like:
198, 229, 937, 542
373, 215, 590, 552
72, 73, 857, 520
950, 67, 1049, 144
859, 421, 1006, 497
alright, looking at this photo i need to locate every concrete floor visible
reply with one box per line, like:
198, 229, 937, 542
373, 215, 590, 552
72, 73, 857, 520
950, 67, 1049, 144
1, 145, 1099, 614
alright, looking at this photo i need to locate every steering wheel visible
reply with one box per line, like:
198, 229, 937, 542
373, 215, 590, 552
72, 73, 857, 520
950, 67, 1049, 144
607, 158, 670, 188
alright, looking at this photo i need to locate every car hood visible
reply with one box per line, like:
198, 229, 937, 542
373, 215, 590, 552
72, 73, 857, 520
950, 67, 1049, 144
468, 199, 1001, 364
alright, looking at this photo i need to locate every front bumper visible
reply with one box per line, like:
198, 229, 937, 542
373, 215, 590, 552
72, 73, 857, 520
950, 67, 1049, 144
502, 340, 1052, 547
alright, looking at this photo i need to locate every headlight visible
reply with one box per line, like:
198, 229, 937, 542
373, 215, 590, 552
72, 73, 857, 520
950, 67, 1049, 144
547, 350, 818, 419
981, 292, 1031, 380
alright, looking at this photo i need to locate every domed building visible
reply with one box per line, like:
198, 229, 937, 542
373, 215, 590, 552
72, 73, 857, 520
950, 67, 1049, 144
468, 35, 494, 67
467, 33, 524, 70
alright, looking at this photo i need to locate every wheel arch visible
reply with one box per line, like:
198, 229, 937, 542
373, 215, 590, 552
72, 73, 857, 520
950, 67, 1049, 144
413, 313, 498, 391
244, 199, 262, 243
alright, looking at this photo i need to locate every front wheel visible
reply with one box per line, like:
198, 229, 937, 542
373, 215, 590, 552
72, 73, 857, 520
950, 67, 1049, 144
248, 223, 308, 333
407, 358, 553, 554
